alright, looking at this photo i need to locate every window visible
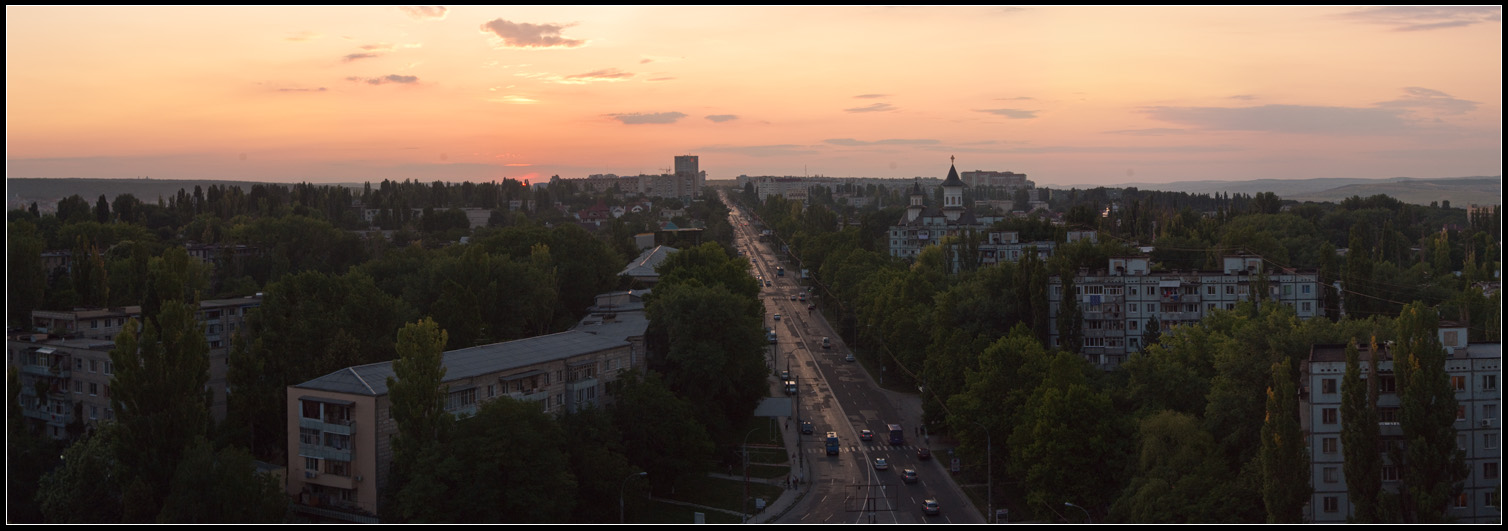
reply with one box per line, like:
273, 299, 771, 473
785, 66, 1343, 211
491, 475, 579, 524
89, 406, 98, 420
1382, 465, 1399, 482
1323, 378, 1337, 394
1487, 404, 1499, 421
1128, 320, 1138, 330
1457, 405, 1467, 421
1302, 284, 1312, 294
103, 384, 109, 398
1323, 437, 1338, 454
324, 459, 351, 477
445, 388, 477, 411
1324, 467, 1339, 483
300, 427, 320, 445
1225, 285, 1235, 295
74, 380, 82, 394
1302, 302, 1312, 313
1486, 462, 1499, 480
1323, 408, 1338, 424
301, 400, 321, 419
1206, 286, 1216, 295
1378, 376, 1396, 394
1456, 492, 1469, 508
104, 362, 112, 375
1323, 496, 1339, 513
305, 457, 319, 471
1380, 407, 1399, 423
1485, 432, 1498, 450
1485, 374, 1498, 391
89, 360, 97, 373
324, 433, 350, 451
88, 383, 98, 396
487, 384, 495, 398
1452, 375, 1466, 391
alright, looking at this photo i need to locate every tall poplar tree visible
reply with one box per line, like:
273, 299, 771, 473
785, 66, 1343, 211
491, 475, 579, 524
1391, 303, 1467, 523
1259, 358, 1310, 523
1341, 338, 1383, 522
109, 300, 210, 522
385, 318, 451, 522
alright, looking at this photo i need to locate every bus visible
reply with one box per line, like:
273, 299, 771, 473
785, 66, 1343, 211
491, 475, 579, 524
888, 423, 904, 445
825, 432, 840, 455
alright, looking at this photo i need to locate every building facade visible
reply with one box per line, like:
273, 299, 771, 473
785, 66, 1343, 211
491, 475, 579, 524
285, 330, 642, 522
888, 164, 1005, 259
1048, 256, 1321, 369
1302, 328, 1500, 523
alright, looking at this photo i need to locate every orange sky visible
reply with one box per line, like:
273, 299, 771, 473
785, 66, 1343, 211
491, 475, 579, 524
6, 6, 1502, 187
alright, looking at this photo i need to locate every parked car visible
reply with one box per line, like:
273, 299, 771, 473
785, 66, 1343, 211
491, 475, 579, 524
917, 447, 932, 460
902, 469, 918, 484
873, 457, 888, 470
922, 498, 940, 516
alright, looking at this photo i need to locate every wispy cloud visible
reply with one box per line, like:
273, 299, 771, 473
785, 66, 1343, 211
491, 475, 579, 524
995, 96, 1034, 101
1143, 104, 1409, 134
606, 112, 687, 125
480, 19, 586, 48
504, 163, 532, 167
1338, 6, 1501, 32
343, 52, 382, 62
275, 87, 328, 93
562, 68, 634, 83
925, 144, 1242, 155
705, 114, 739, 123
853, 94, 889, 99
976, 108, 1038, 119
1374, 87, 1478, 115
697, 144, 820, 157
399, 6, 448, 21
646, 76, 675, 82
488, 95, 537, 104
1103, 128, 1191, 136
825, 138, 939, 146
285, 31, 320, 42
845, 103, 896, 113
347, 74, 419, 85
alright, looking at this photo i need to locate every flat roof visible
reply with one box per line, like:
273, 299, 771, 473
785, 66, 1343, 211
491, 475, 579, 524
294, 330, 630, 397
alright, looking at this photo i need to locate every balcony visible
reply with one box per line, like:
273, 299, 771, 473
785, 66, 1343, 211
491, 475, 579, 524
21, 364, 69, 379
507, 389, 550, 404
299, 441, 353, 463
299, 417, 357, 437
566, 377, 598, 392
23, 407, 73, 427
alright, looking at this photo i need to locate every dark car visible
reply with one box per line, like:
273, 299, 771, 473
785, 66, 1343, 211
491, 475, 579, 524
917, 447, 932, 460
801, 421, 814, 435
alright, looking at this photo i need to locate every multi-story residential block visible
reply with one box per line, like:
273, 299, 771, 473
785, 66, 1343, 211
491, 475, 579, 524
958, 169, 1034, 192
1302, 326, 1500, 523
7, 334, 116, 439
1048, 256, 1321, 369
20, 295, 262, 423
285, 329, 642, 522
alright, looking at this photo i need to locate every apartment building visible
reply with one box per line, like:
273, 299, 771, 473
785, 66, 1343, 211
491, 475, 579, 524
1048, 256, 1321, 369
7, 334, 116, 439
286, 330, 641, 522
16, 295, 262, 426
1302, 327, 1500, 523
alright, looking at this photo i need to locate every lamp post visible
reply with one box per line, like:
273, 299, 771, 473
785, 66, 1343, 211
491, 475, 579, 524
741, 427, 760, 524
972, 421, 992, 524
620, 471, 646, 524
1065, 501, 1092, 524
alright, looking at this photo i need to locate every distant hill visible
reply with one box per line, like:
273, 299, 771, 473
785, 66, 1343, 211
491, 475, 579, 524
1059, 176, 1501, 207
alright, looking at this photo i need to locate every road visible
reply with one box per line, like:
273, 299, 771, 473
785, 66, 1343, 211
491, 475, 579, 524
722, 191, 983, 524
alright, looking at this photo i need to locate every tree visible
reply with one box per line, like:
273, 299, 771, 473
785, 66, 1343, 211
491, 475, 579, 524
7, 220, 47, 327
1340, 338, 1383, 523
157, 440, 286, 523
610, 371, 713, 491
644, 279, 766, 442
109, 300, 210, 522
386, 318, 451, 522
1143, 315, 1162, 348
1056, 265, 1082, 354
1007, 352, 1126, 520
1259, 358, 1310, 523
36, 423, 124, 523
1391, 302, 1467, 523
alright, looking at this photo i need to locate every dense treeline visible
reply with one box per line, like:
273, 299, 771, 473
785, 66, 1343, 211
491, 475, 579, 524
734, 184, 1497, 523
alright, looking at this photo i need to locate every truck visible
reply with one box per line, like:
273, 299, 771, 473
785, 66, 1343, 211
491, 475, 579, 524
825, 432, 840, 455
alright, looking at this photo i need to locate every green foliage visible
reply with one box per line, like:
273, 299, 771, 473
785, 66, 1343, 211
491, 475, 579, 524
610, 371, 714, 491
1109, 410, 1234, 522
1007, 352, 1127, 520
36, 423, 123, 523
109, 300, 210, 522
1341, 338, 1384, 523
559, 407, 640, 523
388, 318, 451, 457
157, 439, 286, 523
1391, 302, 1468, 523
7, 220, 47, 327
1259, 359, 1310, 523
644, 280, 766, 441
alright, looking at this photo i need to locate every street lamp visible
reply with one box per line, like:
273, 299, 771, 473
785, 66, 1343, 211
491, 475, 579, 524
1065, 501, 1091, 524
972, 421, 992, 524
619, 471, 646, 524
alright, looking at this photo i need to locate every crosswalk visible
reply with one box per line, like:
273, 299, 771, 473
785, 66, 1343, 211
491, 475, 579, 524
805, 444, 931, 455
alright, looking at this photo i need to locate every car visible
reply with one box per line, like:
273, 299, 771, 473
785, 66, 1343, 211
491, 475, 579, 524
789, 294, 796, 301
807, 304, 815, 311
917, 447, 932, 460
765, 280, 772, 286
902, 469, 918, 484
773, 314, 781, 321
859, 429, 873, 442
784, 380, 797, 395
873, 457, 888, 470
801, 421, 813, 435
922, 498, 940, 516
845, 352, 855, 362
780, 370, 790, 380
799, 293, 807, 302
821, 337, 831, 349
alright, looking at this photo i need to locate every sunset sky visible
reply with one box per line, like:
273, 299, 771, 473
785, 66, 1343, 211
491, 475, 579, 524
6, 6, 1502, 187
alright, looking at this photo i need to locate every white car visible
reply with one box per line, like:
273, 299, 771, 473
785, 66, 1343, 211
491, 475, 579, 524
873, 457, 888, 470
